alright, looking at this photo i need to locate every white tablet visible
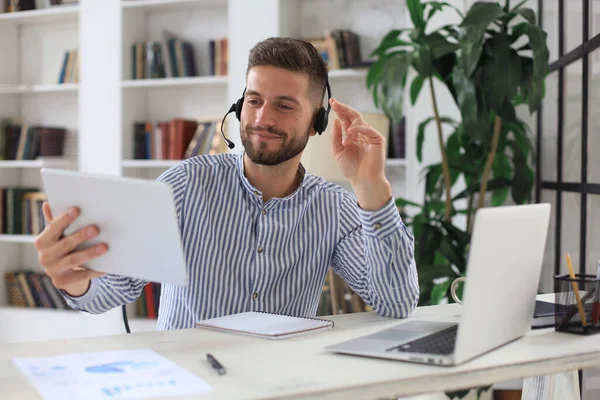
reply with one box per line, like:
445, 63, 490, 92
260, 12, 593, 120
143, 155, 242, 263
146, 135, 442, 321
40, 168, 188, 286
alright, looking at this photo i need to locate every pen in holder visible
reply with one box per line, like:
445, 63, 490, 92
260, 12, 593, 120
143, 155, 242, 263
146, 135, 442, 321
554, 273, 600, 335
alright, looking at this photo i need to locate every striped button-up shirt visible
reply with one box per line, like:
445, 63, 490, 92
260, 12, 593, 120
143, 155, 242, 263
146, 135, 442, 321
63, 152, 419, 330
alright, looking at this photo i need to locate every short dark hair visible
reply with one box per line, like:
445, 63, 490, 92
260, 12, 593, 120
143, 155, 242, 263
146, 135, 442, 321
246, 37, 328, 108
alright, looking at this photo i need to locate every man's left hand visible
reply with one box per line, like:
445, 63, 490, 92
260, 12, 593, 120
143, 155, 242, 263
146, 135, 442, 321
329, 97, 392, 211
330, 98, 386, 184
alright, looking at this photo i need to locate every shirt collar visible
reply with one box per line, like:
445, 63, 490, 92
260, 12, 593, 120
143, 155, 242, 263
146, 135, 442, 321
235, 151, 307, 201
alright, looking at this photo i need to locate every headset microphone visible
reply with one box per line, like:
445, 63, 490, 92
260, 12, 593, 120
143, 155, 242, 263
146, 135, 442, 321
220, 103, 237, 149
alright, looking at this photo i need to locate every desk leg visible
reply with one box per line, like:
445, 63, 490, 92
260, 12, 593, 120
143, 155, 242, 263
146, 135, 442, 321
521, 370, 580, 400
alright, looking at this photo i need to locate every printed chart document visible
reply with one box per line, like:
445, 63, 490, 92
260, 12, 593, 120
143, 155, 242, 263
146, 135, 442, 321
13, 348, 212, 400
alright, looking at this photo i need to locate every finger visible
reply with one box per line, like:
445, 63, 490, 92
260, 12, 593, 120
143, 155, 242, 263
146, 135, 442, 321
48, 243, 108, 276
35, 206, 80, 250
38, 225, 100, 267
331, 118, 344, 154
330, 98, 363, 122
42, 201, 53, 224
347, 125, 386, 145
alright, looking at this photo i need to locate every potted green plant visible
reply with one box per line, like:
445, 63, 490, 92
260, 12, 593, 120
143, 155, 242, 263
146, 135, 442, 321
367, 1, 549, 398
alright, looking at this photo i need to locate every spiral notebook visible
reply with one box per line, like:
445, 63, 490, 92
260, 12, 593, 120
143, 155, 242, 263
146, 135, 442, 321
195, 311, 334, 340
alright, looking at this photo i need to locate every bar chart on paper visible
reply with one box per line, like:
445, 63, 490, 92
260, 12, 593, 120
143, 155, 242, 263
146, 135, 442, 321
13, 349, 212, 400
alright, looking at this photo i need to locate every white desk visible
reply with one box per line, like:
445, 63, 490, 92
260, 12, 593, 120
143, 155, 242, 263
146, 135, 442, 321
1, 295, 599, 399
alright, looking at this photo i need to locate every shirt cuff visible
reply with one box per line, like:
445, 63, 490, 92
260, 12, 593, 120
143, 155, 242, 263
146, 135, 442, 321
61, 278, 99, 307
358, 197, 405, 239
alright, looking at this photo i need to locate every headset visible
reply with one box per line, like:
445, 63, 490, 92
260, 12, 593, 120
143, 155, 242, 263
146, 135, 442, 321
219, 80, 332, 149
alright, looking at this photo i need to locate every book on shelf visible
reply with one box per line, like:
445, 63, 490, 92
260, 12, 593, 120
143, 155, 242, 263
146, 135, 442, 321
132, 117, 228, 161
133, 282, 161, 319
0, 187, 47, 235
307, 29, 364, 71
0, 118, 72, 161
4, 270, 72, 310
57, 48, 78, 84
1, 0, 77, 13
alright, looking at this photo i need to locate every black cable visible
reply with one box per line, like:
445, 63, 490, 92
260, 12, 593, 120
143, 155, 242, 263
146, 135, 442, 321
122, 304, 131, 334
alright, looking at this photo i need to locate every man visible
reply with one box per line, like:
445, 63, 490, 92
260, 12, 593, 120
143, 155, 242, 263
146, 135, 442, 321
35, 37, 419, 330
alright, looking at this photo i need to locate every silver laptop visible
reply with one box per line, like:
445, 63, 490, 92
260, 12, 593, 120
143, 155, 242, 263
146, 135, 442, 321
325, 203, 551, 366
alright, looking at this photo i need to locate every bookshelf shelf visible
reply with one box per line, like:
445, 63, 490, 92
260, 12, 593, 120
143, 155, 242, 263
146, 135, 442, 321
121, 76, 227, 89
122, 0, 227, 12
0, 83, 78, 95
0, 5, 79, 25
0, 235, 36, 244
0, 159, 75, 169
122, 159, 179, 168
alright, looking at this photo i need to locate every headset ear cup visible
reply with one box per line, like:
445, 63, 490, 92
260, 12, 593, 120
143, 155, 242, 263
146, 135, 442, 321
235, 97, 243, 121
313, 108, 328, 135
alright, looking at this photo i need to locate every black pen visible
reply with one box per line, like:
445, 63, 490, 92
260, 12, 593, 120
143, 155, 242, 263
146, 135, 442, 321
207, 353, 226, 375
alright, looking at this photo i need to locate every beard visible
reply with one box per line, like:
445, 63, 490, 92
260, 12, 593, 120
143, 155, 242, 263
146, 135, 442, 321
240, 123, 310, 166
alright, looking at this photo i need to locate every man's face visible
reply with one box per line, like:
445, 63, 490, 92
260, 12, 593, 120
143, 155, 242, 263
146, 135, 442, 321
240, 65, 317, 166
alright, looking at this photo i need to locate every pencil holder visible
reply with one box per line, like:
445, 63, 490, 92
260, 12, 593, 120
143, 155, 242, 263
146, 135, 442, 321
554, 274, 600, 335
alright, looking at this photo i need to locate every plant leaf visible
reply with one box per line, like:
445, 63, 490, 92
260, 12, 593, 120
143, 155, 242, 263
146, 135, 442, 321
425, 1, 465, 20
439, 233, 466, 269
460, 2, 505, 31
425, 31, 460, 60
407, 0, 426, 30
452, 66, 480, 136
410, 75, 425, 105
441, 220, 471, 249
509, 22, 549, 112
417, 263, 456, 286
479, 34, 521, 121
457, 2, 505, 76
369, 29, 411, 58
430, 279, 452, 305
432, 52, 458, 101
452, 178, 511, 201
411, 42, 434, 77
416, 223, 442, 265
508, 140, 534, 204
517, 8, 536, 24
368, 52, 411, 121
395, 198, 423, 208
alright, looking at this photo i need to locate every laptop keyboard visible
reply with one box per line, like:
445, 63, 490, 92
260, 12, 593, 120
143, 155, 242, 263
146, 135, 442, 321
387, 324, 458, 355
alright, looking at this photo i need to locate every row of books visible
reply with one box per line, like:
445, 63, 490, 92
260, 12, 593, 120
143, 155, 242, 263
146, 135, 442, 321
0, 120, 69, 160
5, 270, 72, 310
130, 35, 227, 79
57, 49, 78, 84
1, 187, 47, 235
133, 118, 227, 161
310, 29, 364, 70
134, 283, 161, 319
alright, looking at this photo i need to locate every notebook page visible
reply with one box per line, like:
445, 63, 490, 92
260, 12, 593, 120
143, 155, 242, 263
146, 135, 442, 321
197, 312, 332, 336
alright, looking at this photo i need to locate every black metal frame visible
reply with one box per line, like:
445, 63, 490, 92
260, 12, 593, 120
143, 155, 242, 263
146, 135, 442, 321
536, 0, 598, 277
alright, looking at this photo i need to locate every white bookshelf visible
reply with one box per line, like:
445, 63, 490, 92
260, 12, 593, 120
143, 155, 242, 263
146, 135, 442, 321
0, 0, 418, 343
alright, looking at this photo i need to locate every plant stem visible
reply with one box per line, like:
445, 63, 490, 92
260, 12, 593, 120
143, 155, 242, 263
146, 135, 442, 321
466, 194, 474, 234
428, 77, 453, 221
477, 115, 503, 210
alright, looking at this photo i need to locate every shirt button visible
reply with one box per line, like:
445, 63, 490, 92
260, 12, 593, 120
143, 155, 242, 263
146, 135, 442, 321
257, 246, 263, 254
254, 190, 259, 196
262, 209, 267, 216
373, 223, 382, 230
252, 292, 259, 300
